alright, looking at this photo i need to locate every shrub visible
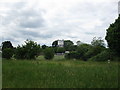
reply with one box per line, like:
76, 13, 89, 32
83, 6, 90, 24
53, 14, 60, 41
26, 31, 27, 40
56, 47, 65, 53
44, 48, 54, 60
77, 44, 92, 60
2, 48, 13, 59
14, 46, 26, 59
65, 44, 92, 60
65, 51, 79, 59
108, 50, 120, 61
42, 45, 47, 49
84, 46, 105, 60
14, 40, 41, 59
89, 50, 110, 61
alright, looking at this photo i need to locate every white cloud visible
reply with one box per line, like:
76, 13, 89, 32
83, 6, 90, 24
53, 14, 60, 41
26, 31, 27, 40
0, 0, 118, 46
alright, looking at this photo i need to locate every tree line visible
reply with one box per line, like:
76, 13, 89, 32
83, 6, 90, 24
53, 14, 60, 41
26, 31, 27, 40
1, 15, 120, 61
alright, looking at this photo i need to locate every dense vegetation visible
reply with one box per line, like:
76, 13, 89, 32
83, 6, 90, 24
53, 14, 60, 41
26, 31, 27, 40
1, 35, 119, 61
106, 15, 120, 56
44, 48, 54, 60
1, 37, 111, 61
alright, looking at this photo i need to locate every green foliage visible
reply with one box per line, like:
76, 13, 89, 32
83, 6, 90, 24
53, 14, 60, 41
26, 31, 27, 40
2, 41, 13, 51
68, 45, 77, 51
65, 44, 92, 60
107, 49, 120, 61
42, 45, 47, 49
91, 37, 105, 47
64, 40, 74, 51
2, 48, 13, 59
14, 45, 26, 59
2, 41, 14, 59
56, 47, 65, 53
77, 44, 92, 60
44, 48, 54, 60
105, 15, 120, 56
84, 46, 105, 60
52, 47, 58, 53
65, 51, 79, 59
52, 40, 58, 47
89, 50, 110, 61
14, 40, 41, 59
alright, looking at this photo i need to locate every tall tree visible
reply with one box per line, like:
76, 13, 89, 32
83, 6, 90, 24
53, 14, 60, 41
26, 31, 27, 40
42, 45, 47, 49
64, 40, 74, 51
2, 41, 14, 59
2, 41, 13, 50
105, 15, 120, 55
52, 40, 58, 47
91, 37, 105, 47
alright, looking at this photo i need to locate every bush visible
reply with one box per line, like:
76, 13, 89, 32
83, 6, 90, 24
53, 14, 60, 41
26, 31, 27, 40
84, 46, 105, 60
56, 47, 65, 53
14, 40, 41, 59
44, 48, 54, 60
65, 51, 79, 59
89, 50, 110, 61
2, 48, 13, 59
108, 50, 120, 61
14, 46, 26, 59
65, 44, 92, 60
77, 44, 92, 60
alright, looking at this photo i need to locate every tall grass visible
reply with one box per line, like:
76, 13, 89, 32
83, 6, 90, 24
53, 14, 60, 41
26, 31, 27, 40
2, 57, 119, 88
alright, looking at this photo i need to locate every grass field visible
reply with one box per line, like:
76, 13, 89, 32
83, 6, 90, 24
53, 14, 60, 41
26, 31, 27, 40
2, 55, 119, 88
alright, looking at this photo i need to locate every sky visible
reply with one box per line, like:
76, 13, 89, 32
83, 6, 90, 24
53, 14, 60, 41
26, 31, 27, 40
0, 0, 119, 46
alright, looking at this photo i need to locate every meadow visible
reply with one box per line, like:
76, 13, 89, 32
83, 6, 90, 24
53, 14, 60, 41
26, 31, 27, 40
2, 55, 119, 88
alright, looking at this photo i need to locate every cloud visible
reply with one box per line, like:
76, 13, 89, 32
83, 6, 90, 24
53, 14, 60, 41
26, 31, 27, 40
0, 0, 118, 46
18, 9, 45, 28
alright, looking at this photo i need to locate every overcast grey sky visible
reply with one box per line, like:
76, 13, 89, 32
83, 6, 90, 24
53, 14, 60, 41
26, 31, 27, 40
0, 0, 119, 46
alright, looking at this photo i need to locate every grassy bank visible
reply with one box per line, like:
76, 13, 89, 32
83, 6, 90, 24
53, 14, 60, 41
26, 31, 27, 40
2, 57, 119, 88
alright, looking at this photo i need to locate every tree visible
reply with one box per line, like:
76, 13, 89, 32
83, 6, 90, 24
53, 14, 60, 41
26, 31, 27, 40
42, 45, 47, 49
76, 41, 82, 46
66, 45, 77, 51
2, 48, 13, 59
105, 15, 120, 56
65, 44, 92, 60
2, 41, 13, 50
65, 51, 79, 59
91, 37, 105, 47
14, 40, 41, 59
64, 40, 74, 51
52, 40, 58, 47
2, 41, 14, 59
89, 50, 110, 61
44, 48, 54, 60
77, 44, 92, 60
14, 45, 26, 59
84, 46, 105, 60
56, 47, 65, 53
